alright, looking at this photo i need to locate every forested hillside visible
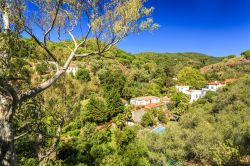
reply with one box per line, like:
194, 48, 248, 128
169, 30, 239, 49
2, 1, 249, 166
12, 39, 250, 166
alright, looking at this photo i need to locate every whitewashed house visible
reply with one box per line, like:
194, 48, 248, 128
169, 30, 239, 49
175, 79, 236, 103
184, 90, 203, 102
175, 85, 190, 93
206, 81, 225, 91
66, 63, 78, 76
176, 86, 203, 102
130, 96, 161, 106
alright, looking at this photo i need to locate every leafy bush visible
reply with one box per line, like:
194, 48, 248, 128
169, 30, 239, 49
36, 62, 48, 75
141, 112, 155, 127
241, 50, 250, 60
75, 67, 91, 81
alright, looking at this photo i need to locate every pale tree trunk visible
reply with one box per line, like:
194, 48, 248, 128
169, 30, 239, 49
1, 1, 10, 68
0, 87, 16, 166
0, 2, 16, 165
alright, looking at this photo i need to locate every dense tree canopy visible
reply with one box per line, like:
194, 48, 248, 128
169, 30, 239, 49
177, 67, 207, 89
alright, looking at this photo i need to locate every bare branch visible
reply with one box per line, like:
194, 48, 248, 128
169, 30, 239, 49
78, 25, 92, 47
43, 0, 63, 46
75, 51, 99, 58
23, 28, 58, 62
14, 132, 29, 140
68, 30, 78, 47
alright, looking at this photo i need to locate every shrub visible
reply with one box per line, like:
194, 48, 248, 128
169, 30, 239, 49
141, 112, 154, 127
36, 62, 48, 75
241, 50, 250, 60
75, 67, 91, 81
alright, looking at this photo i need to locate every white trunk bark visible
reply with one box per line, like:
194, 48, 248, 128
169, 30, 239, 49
0, 88, 16, 166
1, 1, 10, 70
2, 1, 10, 33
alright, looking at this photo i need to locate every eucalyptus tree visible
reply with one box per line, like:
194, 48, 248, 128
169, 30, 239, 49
0, 0, 158, 165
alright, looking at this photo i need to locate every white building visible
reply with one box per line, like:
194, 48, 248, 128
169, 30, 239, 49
175, 81, 227, 103
175, 85, 190, 93
130, 96, 161, 106
184, 90, 203, 103
206, 81, 225, 91
66, 63, 78, 76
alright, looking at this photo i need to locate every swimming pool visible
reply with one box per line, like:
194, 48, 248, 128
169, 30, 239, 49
153, 126, 166, 134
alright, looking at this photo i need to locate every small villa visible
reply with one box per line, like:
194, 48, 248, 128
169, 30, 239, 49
206, 81, 225, 91
184, 90, 203, 102
66, 63, 78, 76
130, 96, 161, 106
176, 79, 237, 103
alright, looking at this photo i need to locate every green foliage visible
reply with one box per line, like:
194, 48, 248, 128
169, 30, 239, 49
157, 110, 168, 123
210, 140, 239, 166
224, 54, 236, 59
202, 56, 250, 80
196, 91, 216, 104
106, 88, 125, 118
36, 62, 48, 75
113, 107, 132, 129
75, 67, 91, 82
12, 34, 250, 165
141, 112, 155, 127
99, 68, 126, 117
241, 50, 250, 59
83, 95, 108, 124
177, 67, 207, 89
168, 92, 189, 116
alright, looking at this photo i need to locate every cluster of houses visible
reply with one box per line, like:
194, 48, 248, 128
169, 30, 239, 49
129, 78, 236, 123
175, 78, 237, 102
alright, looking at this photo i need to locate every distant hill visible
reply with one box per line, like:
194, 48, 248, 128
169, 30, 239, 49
133, 52, 223, 71
201, 56, 250, 81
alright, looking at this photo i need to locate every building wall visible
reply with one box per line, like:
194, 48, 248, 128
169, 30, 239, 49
190, 90, 202, 102
207, 84, 225, 91
130, 99, 150, 106
151, 98, 161, 104
130, 98, 160, 106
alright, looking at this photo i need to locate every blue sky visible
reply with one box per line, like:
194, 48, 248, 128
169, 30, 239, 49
117, 0, 250, 56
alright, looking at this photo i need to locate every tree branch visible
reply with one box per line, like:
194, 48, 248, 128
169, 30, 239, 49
43, 0, 63, 46
18, 23, 126, 104
38, 119, 64, 162
23, 28, 58, 62
14, 131, 29, 140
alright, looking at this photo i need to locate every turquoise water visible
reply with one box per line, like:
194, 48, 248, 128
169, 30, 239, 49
153, 126, 166, 134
